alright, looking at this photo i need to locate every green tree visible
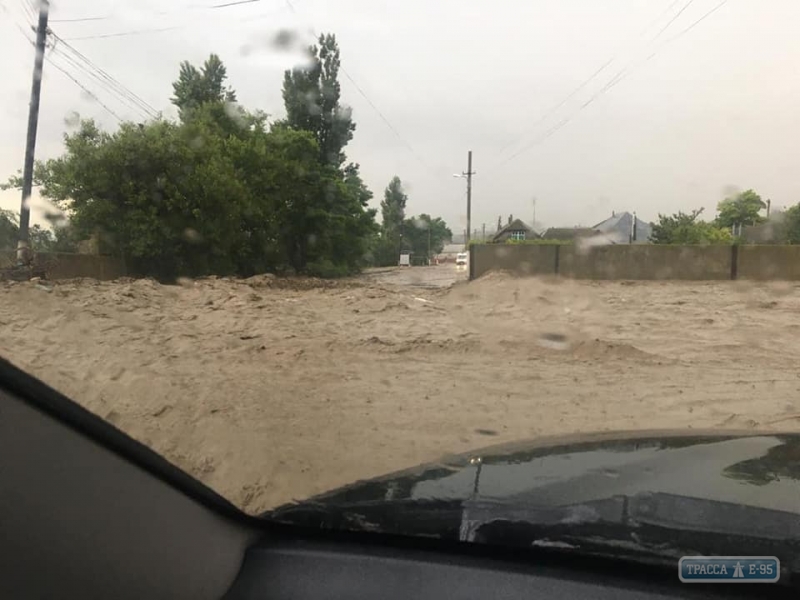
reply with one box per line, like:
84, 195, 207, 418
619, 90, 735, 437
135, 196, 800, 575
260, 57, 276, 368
282, 33, 355, 167
650, 209, 733, 244
8, 49, 377, 279
381, 176, 407, 236
778, 204, 800, 244
34, 117, 252, 277
372, 176, 408, 265
171, 54, 237, 122
0, 209, 78, 252
716, 189, 766, 229
401, 214, 452, 262
0, 209, 18, 250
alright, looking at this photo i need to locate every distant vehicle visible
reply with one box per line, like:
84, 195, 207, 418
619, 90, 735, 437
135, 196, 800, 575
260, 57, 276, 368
399, 253, 411, 267
455, 252, 468, 266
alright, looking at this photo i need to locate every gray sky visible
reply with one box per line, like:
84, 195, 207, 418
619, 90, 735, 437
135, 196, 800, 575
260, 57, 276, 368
2, 0, 800, 235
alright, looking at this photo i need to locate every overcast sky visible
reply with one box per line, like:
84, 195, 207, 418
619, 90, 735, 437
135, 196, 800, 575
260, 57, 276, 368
2, 0, 800, 235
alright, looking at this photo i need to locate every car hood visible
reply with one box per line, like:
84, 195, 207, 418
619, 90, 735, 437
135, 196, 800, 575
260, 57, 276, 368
266, 429, 800, 565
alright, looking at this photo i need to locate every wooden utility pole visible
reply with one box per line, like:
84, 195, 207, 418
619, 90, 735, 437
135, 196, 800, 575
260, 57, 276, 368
460, 151, 475, 245
466, 151, 472, 245
17, 0, 50, 264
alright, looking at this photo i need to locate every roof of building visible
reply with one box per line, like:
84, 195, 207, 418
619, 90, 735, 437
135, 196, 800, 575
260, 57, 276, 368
492, 219, 537, 241
541, 227, 594, 240
592, 212, 652, 243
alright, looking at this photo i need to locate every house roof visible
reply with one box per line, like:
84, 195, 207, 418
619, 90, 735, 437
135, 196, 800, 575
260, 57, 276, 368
541, 227, 594, 240
591, 212, 652, 243
492, 219, 536, 241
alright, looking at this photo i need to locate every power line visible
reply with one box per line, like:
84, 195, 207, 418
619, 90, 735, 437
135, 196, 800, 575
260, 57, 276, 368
18, 0, 36, 22
49, 32, 160, 118
210, 0, 260, 7
496, 0, 730, 168
48, 0, 268, 23
496, 58, 614, 156
1, 0, 35, 44
283, 0, 434, 173
498, 0, 716, 166
49, 46, 155, 121
45, 54, 123, 121
495, 0, 691, 158
61, 26, 179, 41
653, 0, 697, 40
664, 0, 729, 44
50, 15, 111, 23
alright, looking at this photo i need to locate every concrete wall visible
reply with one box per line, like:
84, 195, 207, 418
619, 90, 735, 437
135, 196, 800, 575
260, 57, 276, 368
471, 244, 557, 279
558, 245, 731, 280
469, 244, 799, 281
1, 252, 127, 280
738, 245, 800, 280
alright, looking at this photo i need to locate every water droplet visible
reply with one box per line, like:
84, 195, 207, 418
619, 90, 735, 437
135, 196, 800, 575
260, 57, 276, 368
64, 110, 81, 128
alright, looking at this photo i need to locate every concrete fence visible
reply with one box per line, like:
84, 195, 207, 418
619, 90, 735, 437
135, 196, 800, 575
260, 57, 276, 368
1, 251, 127, 281
469, 244, 800, 281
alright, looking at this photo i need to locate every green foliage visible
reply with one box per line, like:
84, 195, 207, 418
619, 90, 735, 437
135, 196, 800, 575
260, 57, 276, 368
0, 209, 18, 250
281, 33, 354, 167
367, 176, 452, 267
400, 214, 452, 261
381, 176, 407, 234
715, 189, 766, 229
20, 50, 378, 279
0, 208, 78, 252
780, 204, 800, 245
650, 209, 733, 245
171, 54, 237, 122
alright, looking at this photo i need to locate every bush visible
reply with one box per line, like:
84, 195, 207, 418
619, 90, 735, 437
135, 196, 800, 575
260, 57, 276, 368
304, 259, 352, 279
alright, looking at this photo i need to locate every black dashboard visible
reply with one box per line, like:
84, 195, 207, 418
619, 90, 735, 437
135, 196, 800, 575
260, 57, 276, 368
225, 534, 792, 600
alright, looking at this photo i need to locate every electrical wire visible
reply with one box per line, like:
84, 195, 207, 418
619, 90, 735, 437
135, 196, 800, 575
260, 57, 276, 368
209, 0, 260, 7
45, 54, 123, 121
49, 45, 155, 121
496, 0, 693, 158
496, 0, 718, 168
61, 26, 179, 41
49, 32, 160, 118
50, 15, 111, 23
283, 0, 434, 173
18, 0, 36, 22
1, 0, 35, 44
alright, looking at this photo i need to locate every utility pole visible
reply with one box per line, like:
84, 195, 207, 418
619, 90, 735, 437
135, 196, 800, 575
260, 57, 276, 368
17, 0, 50, 264
481, 223, 485, 241
465, 150, 473, 245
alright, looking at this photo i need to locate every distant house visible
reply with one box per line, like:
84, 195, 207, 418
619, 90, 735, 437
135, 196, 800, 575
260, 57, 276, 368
492, 217, 537, 243
591, 212, 652, 244
541, 227, 594, 241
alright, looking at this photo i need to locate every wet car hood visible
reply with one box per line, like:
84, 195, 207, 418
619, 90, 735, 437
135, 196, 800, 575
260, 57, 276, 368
266, 429, 800, 565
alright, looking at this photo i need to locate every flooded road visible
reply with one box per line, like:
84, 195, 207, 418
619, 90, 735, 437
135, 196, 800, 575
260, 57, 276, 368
360, 265, 469, 289
2, 271, 799, 514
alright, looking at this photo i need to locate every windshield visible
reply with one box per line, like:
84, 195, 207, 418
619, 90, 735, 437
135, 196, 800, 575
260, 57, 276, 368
2, 0, 800, 567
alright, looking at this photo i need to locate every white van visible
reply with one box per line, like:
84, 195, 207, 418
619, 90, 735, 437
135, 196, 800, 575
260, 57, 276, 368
455, 252, 468, 266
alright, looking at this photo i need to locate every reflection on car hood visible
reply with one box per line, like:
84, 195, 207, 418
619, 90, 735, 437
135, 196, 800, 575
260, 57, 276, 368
266, 429, 800, 568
